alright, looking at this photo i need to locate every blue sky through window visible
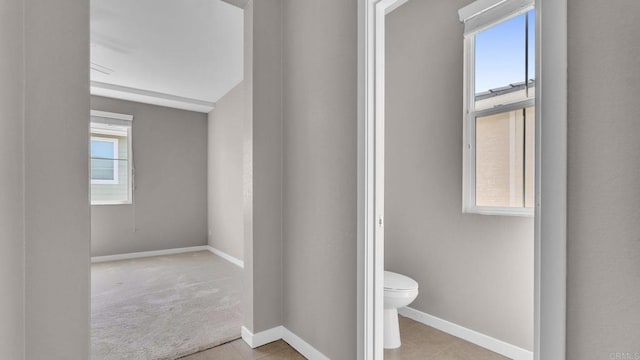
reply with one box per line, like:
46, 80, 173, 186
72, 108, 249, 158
475, 10, 535, 94
91, 139, 116, 181
91, 140, 115, 159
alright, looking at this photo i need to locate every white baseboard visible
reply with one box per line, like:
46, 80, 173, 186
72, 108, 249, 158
281, 327, 330, 360
241, 326, 283, 348
91, 245, 210, 263
90, 245, 245, 269
241, 326, 329, 360
398, 307, 533, 360
206, 245, 244, 268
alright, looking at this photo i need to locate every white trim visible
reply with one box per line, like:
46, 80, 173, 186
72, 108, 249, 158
90, 81, 216, 113
90, 110, 133, 122
358, 2, 411, 359
91, 245, 210, 263
91, 200, 131, 206
90, 126, 128, 137
91, 246, 245, 269
241, 326, 283, 349
399, 307, 533, 360
382, 0, 409, 14
356, 0, 367, 358
534, 0, 567, 358
240, 326, 330, 360
281, 327, 330, 360
206, 245, 244, 268
467, 206, 534, 217
358, 1, 567, 360
473, 99, 536, 118
359, 1, 407, 359
459, 0, 509, 22
459, 0, 534, 35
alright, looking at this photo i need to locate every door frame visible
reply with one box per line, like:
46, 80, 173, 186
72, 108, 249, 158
356, 0, 568, 359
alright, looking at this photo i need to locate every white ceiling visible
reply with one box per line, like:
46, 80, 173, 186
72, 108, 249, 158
90, 0, 243, 113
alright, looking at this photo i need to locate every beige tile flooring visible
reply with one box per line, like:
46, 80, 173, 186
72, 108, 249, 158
182, 316, 507, 360
180, 339, 304, 360
384, 316, 508, 359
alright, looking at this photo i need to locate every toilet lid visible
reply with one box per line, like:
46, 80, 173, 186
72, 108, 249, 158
384, 271, 418, 291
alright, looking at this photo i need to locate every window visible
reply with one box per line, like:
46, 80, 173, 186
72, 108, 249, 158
459, 0, 535, 216
91, 137, 119, 184
90, 110, 133, 205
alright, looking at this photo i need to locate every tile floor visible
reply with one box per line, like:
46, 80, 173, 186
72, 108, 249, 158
179, 339, 304, 360
384, 316, 508, 359
182, 315, 508, 360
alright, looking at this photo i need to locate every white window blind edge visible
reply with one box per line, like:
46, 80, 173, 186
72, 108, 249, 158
460, 0, 534, 36
458, 0, 508, 22
91, 117, 132, 129
90, 110, 133, 122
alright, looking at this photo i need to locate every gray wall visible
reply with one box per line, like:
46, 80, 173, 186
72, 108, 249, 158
567, 0, 640, 358
208, 82, 245, 260
90, 96, 208, 257
0, 0, 25, 357
24, 0, 91, 358
4, 0, 640, 359
252, 0, 284, 332
385, 0, 534, 350
242, 0, 284, 334
282, 0, 358, 358
242, 0, 255, 331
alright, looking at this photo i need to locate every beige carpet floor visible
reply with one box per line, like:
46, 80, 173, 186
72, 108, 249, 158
91, 251, 242, 360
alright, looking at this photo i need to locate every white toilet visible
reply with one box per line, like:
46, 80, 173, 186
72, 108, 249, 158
384, 271, 419, 349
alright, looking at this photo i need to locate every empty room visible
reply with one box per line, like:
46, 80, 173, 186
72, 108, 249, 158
88, 0, 246, 358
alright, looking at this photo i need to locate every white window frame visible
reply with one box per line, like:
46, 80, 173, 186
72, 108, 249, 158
461, 0, 535, 216
90, 110, 134, 206
90, 136, 119, 185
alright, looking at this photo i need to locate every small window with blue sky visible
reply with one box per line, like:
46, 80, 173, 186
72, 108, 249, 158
90, 111, 132, 205
475, 10, 535, 96
91, 137, 118, 183
463, 5, 536, 215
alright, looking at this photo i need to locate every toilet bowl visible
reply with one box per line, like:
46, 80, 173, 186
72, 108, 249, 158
384, 271, 419, 349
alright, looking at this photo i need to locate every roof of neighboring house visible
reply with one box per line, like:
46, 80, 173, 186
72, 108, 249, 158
476, 79, 536, 101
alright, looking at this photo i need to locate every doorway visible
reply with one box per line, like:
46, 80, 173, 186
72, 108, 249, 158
88, 0, 245, 358
357, 0, 568, 359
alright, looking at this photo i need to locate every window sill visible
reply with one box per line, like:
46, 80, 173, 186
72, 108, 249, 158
91, 201, 132, 206
91, 181, 120, 185
464, 206, 534, 217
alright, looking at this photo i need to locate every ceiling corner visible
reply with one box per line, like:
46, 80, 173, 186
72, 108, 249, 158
221, 0, 249, 9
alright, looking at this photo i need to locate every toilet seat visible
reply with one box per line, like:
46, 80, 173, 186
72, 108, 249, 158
384, 271, 418, 292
